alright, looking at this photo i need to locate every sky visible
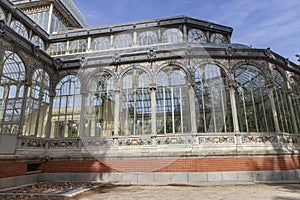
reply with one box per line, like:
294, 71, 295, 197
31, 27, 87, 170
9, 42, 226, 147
72, 0, 300, 63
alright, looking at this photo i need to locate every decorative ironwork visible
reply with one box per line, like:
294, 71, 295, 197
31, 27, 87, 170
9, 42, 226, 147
0, 20, 5, 34
225, 46, 234, 57
112, 53, 121, 72
147, 48, 156, 69
185, 45, 192, 67
80, 56, 88, 67
53, 58, 63, 69
264, 47, 273, 59
284, 58, 290, 65
32, 45, 40, 57
147, 48, 156, 61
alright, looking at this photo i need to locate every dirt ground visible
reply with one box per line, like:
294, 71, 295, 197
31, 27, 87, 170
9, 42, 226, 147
76, 183, 300, 200
0, 183, 299, 200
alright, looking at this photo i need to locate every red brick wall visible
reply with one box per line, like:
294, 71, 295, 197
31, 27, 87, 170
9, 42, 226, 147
1, 156, 299, 178
157, 156, 300, 172
0, 161, 43, 178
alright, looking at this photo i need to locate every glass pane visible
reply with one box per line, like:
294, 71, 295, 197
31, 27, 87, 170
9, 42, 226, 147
0, 51, 25, 134
50, 75, 81, 138
114, 34, 133, 48
85, 72, 115, 137
162, 28, 183, 43
156, 66, 190, 134
235, 65, 274, 132
91, 37, 110, 51
195, 64, 233, 133
120, 68, 151, 135
10, 20, 28, 39
188, 29, 207, 43
138, 31, 158, 46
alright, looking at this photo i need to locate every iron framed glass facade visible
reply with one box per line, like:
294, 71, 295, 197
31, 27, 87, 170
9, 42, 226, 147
0, 2, 299, 140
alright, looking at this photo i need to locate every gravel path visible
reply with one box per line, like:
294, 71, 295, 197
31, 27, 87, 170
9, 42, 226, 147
77, 184, 300, 200
0, 183, 299, 200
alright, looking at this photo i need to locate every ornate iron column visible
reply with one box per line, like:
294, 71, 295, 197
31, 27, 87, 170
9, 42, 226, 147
186, 46, 197, 133
45, 90, 56, 138
113, 53, 121, 136
19, 80, 31, 136
147, 49, 157, 135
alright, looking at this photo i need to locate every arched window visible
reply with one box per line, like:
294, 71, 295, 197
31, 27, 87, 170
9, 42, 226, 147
10, 20, 28, 39
31, 36, 45, 51
69, 39, 87, 54
91, 37, 110, 51
51, 75, 81, 138
194, 64, 233, 133
120, 68, 151, 135
85, 72, 115, 137
156, 66, 190, 134
114, 34, 133, 49
210, 33, 227, 44
24, 69, 50, 137
188, 29, 207, 44
235, 65, 275, 132
162, 28, 183, 43
137, 31, 158, 46
271, 70, 294, 133
0, 51, 25, 134
8, 85, 17, 98
47, 42, 66, 56
0, 6, 6, 21
290, 77, 300, 131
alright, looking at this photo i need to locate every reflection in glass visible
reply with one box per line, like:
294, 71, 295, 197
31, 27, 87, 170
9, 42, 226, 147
290, 77, 300, 132
194, 64, 233, 133
270, 70, 293, 133
31, 36, 45, 50
138, 31, 158, 46
51, 75, 81, 138
235, 65, 275, 132
0, 6, 5, 20
85, 72, 115, 137
114, 34, 133, 48
210, 33, 227, 44
69, 39, 87, 54
48, 42, 66, 56
188, 29, 207, 44
24, 69, 50, 137
162, 28, 183, 43
91, 37, 110, 51
120, 68, 151, 135
156, 66, 190, 134
0, 51, 25, 134
10, 20, 28, 39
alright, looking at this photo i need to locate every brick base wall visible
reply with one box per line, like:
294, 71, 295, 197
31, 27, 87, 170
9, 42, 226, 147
1, 156, 299, 179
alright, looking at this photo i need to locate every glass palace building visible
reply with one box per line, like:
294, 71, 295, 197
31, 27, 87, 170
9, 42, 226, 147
0, 0, 299, 187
